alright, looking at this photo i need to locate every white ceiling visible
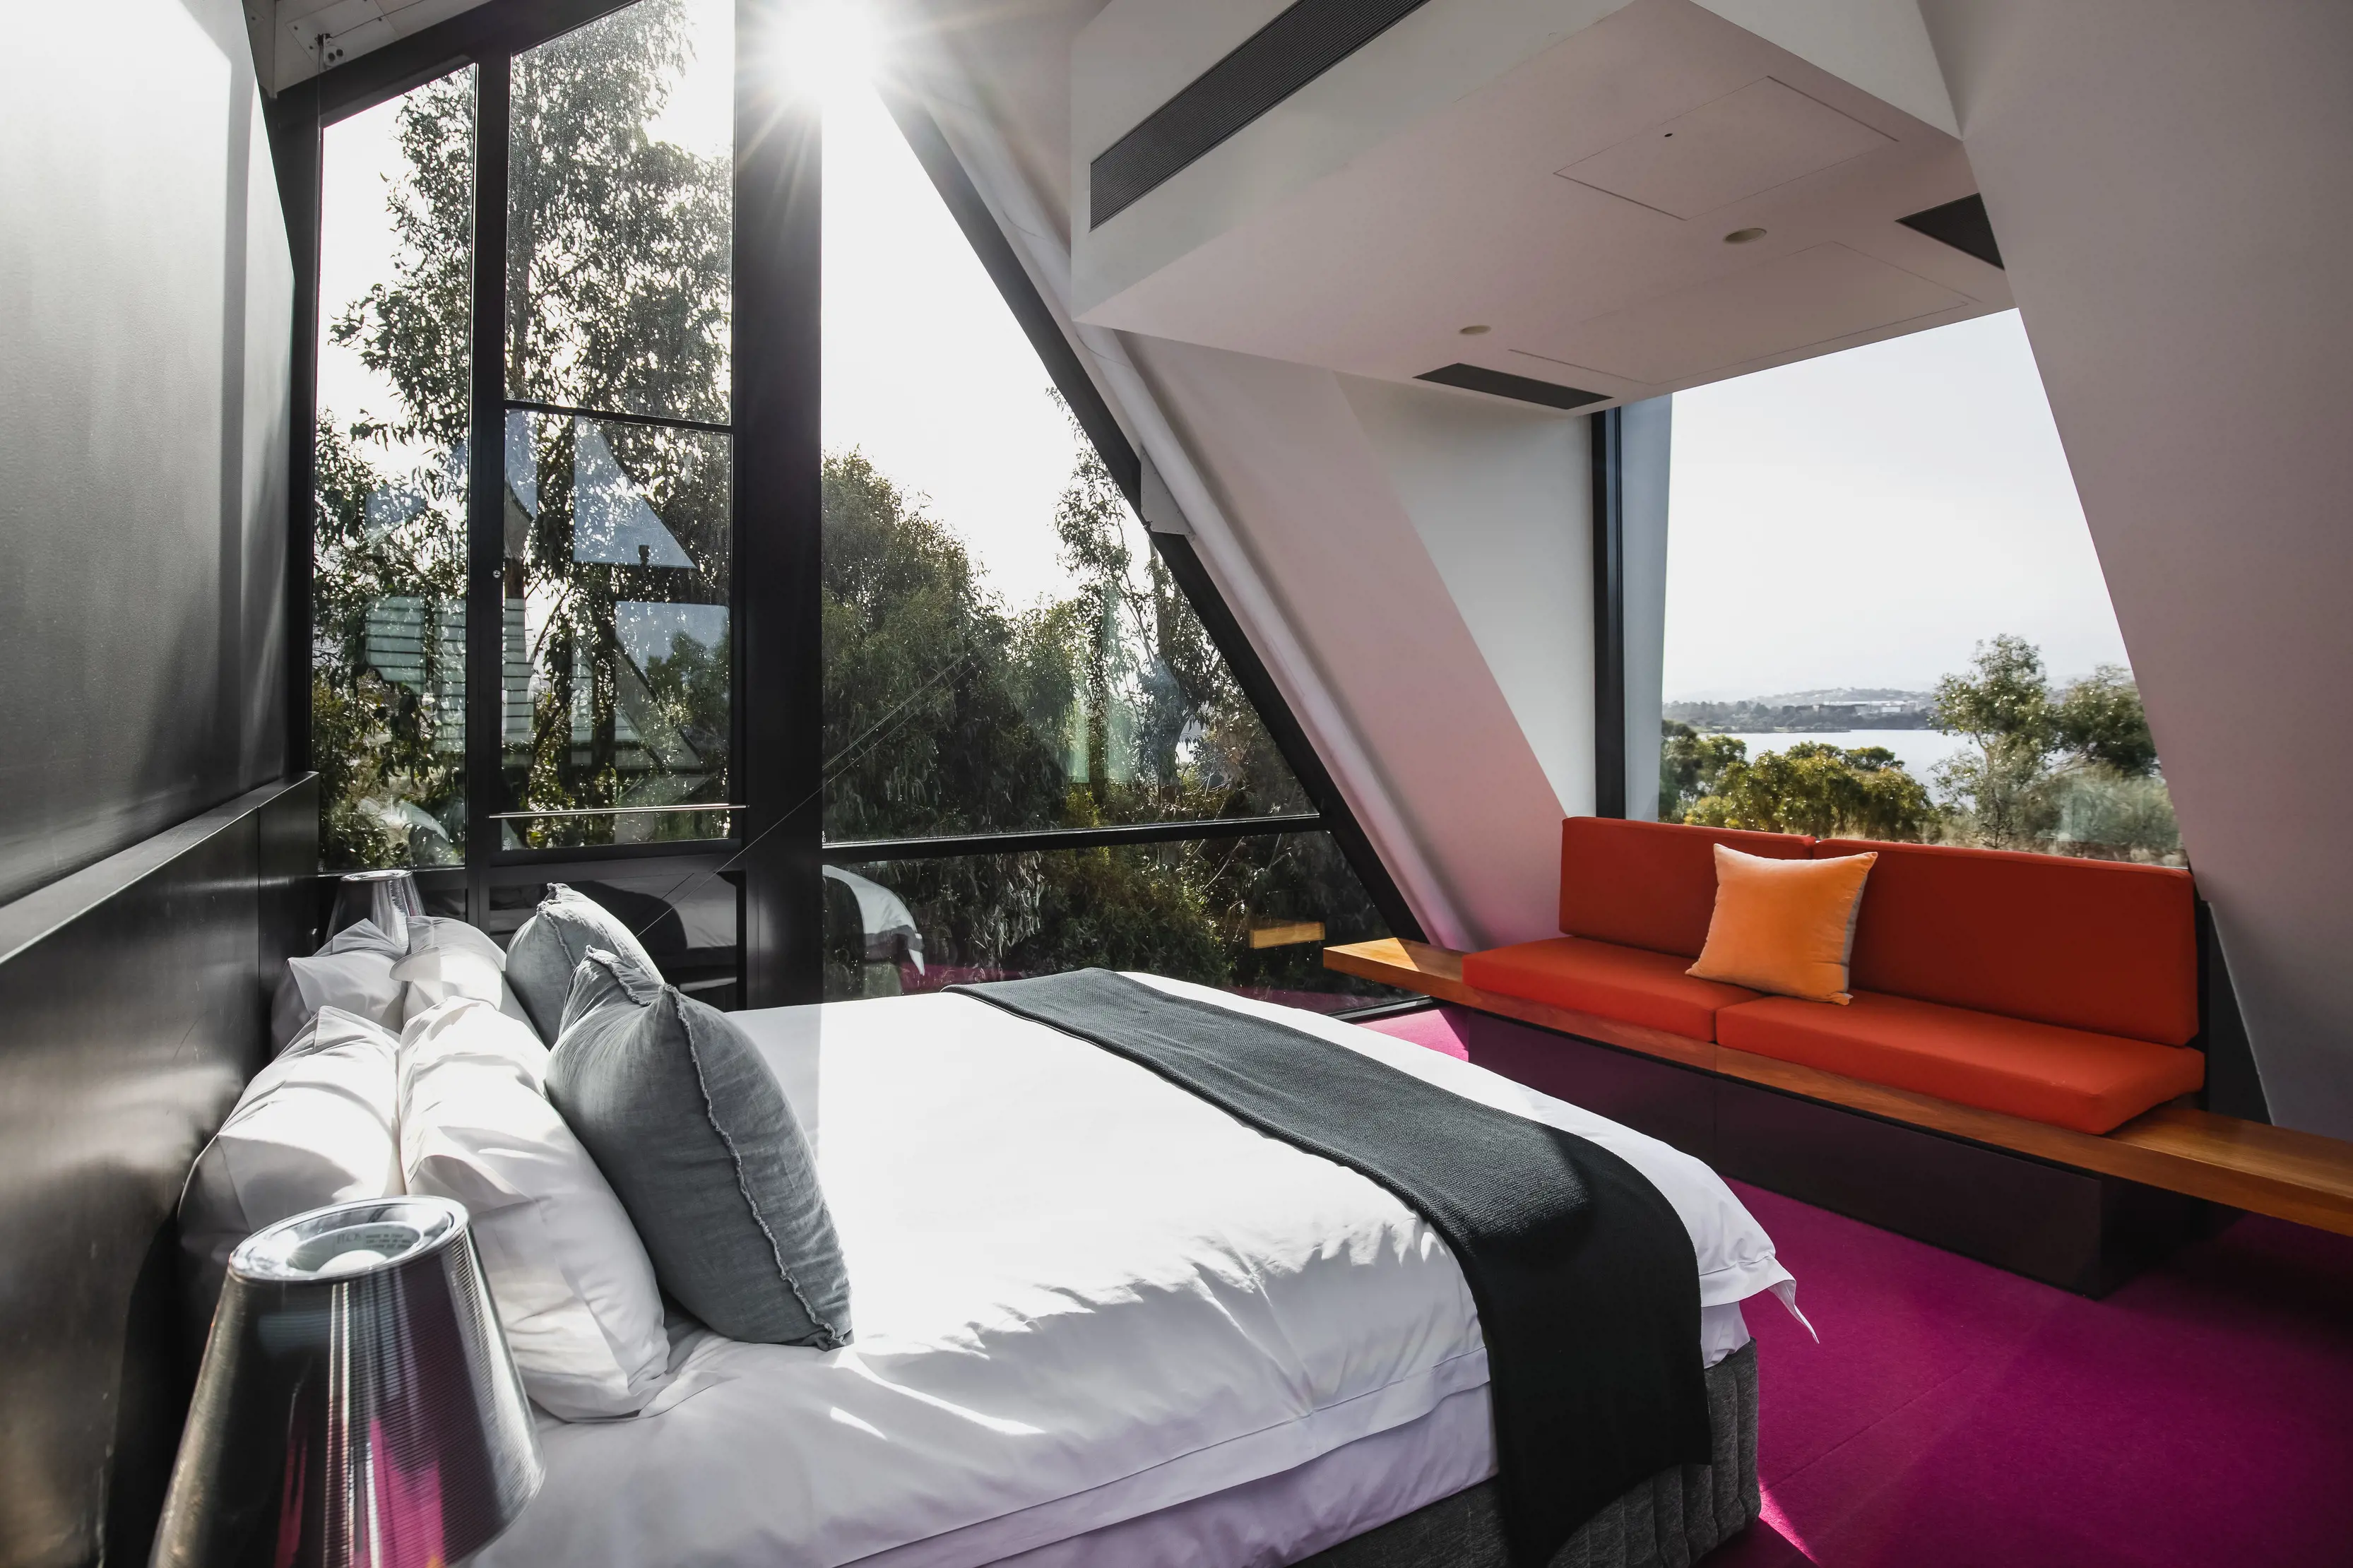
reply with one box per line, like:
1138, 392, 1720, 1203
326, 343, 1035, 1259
1070, 0, 2010, 412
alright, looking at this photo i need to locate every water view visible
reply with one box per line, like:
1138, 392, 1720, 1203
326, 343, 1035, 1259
1716, 730, 1970, 781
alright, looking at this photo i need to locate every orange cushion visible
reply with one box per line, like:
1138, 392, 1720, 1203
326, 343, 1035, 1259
1717, 990, 2205, 1134
1463, 935, 1761, 1040
1560, 818, 1813, 958
1815, 839, 2198, 1045
1688, 847, 1877, 1004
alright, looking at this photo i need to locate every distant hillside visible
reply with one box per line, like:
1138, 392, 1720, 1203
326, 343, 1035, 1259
1666, 689, 1934, 732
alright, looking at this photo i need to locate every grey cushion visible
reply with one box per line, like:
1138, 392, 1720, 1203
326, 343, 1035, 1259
506, 885, 665, 1040
546, 955, 852, 1348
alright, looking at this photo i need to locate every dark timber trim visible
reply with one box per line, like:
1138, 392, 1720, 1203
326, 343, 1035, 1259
735, 0, 826, 1006
1591, 407, 1627, 819
1086, 0, 1433, 229
878, 90, 1424, 942
504, 397, 733, 436
464, 56, 512, 924
1897, 193, 2004, 270
2197, 901, 2270, 1123
307, 0, 636, 123
824, 814, 1329, 865
1418, 362, 1607, 411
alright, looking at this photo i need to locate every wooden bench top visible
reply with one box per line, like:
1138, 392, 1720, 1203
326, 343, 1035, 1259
1327, 937, 2353, 1239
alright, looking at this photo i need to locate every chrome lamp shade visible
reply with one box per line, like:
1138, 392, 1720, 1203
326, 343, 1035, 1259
326, 869, 427, 951
153, 1198, 543, 1568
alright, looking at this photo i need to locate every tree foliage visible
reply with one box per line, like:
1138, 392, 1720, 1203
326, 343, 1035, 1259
1930, 638, 2174, 856
1676, 739, 1938, 841
319, 1, 735, 865
2052, 665, 2159, 778
1659, 721, 1748, 820
817, 420, 1380, 1005
1660, 635, 2179, 865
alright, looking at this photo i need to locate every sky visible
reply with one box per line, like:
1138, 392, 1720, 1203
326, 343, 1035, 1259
820, 69, 1099, 611
319, 3, 1102, 617
1662, 310, 2130, 701
316, 7, 2131, 702
317, 81, 451, 477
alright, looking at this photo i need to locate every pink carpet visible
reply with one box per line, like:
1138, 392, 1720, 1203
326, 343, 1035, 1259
1359, 1006, 2353, 1566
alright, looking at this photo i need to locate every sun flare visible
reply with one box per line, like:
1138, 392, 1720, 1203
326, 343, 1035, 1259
779, 1, 880, 105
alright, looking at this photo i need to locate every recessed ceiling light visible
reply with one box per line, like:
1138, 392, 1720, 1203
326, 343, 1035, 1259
1723, 227, 1767, 244
1458, 324, 1491, 335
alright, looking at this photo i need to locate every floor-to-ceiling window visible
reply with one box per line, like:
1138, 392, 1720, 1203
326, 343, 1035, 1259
499, 0, 737, 854
314, 64, 478, 870
300, 0, 1407, 1010
308, 0, 745, 1004
1656, 311, 2181, 865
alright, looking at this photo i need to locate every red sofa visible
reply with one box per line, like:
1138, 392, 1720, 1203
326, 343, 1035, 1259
1462, 819, 2205, 1135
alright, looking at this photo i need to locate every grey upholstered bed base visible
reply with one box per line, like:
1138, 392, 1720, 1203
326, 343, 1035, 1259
1302, 1342, 1761, 1568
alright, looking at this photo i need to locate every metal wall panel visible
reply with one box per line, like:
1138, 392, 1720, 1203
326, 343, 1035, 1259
0, 777, 316, 1568
0, 0, 295, 910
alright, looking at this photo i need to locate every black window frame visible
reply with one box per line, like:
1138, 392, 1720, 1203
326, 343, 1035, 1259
272, 0, 1419, 1010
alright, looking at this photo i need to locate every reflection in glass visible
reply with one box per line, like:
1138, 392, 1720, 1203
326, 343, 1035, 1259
822, 833, 1401, 1011
488, 869, 740, 1010
502, 414, 732, 849
818, 81, 1308, 842
312, 67, 477, 869
506, 0, 733, 424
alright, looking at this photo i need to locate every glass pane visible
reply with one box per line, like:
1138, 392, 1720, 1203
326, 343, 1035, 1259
499, 413, 732, 849
821, 833, 1403, 1012
313, 67, 476, 869
1659, 312, 2181, 865
507, 0, 733, 423
487, 868, 741, 1011
819, 81, 1311, 843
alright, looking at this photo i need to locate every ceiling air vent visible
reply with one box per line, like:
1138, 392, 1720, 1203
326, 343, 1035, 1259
1416, 363, 1608, 411
1089, 0, 1433, 229
1897, 194, 2003, 268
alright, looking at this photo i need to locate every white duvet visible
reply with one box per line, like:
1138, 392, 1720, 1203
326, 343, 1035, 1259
476, 978, 1795, 1568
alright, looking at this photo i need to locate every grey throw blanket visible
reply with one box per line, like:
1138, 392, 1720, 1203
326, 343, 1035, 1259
949, 970, 1711, 1567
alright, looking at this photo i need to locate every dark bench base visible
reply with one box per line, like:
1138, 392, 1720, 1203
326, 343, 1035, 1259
1454, 1009, 2235, 1296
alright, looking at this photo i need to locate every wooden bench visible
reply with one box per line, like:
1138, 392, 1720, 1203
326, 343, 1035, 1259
1329, 937, 2353, 1256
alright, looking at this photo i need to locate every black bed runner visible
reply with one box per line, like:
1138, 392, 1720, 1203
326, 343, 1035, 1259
949, 970, 1710, 1566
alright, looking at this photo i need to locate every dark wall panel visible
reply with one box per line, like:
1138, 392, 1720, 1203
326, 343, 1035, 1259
0, 0, 294, 910
0, 778, 315, 1568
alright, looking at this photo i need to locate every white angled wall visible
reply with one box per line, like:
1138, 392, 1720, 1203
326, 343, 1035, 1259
1127, 339, 1593, 950
1921, 0, 2353, 1136
1337, 374, 1596, 820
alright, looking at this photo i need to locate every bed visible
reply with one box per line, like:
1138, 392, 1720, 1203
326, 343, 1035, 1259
473, 975, 1796, 1568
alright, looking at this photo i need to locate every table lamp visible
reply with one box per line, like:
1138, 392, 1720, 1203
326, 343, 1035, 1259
326, 869, 427, 951
151, 1196, 543, 1567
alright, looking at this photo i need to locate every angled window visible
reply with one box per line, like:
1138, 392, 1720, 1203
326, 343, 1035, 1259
1657, 312, 2181, 865
293, 0, 1412, 1009
816, 76, 1403, 1011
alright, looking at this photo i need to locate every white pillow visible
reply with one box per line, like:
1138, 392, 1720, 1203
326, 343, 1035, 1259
393, 917, 536, 1034
180, 1007, 405, 1337
270, 918, 405, 1049
399, 997, 669, 1419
